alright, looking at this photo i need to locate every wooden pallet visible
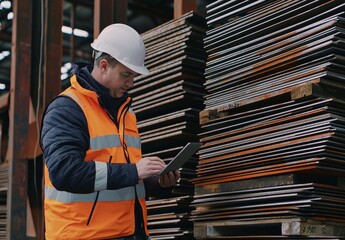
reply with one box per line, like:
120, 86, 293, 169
199, 82, 345, 126
194, 217, 345, 239
199, 91, 291, 126
194, 173, 345, 195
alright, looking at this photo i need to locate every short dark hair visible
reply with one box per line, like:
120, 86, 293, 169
93, 52, 118, 67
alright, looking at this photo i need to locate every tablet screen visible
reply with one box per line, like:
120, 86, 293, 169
160, 142, 202, 176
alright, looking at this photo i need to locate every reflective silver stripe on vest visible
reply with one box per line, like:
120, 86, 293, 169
45, 183, 145, 203
90, 134, 121, 150
90, 134, 141, 150
125, 135, 141, 149
94, 161, 107, 191
128, 107, 134, 113
136, 182, 145, 199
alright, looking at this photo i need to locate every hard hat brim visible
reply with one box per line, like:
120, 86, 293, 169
120, 60, 149, 75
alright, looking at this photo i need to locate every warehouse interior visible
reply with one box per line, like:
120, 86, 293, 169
1, 0, 345, 239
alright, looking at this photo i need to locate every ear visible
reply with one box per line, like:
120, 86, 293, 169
99, 59, 108, 73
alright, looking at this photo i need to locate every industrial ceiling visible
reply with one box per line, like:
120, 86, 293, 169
0, 0, 208, 96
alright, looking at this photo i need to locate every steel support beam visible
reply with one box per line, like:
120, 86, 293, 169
28, 2, 64, 238
44, 0, 63, 104
69, 2, 76, 63
174, 0, 197, 19
6, 0, 32, 239
93, 0, 128, 38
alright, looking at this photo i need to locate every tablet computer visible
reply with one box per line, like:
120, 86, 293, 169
160, 142, 202, 176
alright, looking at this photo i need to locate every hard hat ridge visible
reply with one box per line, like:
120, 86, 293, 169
91, 23, 149, 75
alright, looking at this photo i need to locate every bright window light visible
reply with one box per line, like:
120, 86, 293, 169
7, 12, 13, 20
61, 62, 72, 74
64, 62, 72, 69
0, 1, 11, 9
73, 28, 89, 38
0, 51, 10, 60
61, 73, 68, 80
61, 66, 68, 74
61, 62, 72, 80
61, 26, 73, 34
62, 26, 89, 38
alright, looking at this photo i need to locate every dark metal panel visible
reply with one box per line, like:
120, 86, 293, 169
44, 0, 63, 105
174, 0, 197, 19
6, 0, 32, 239
93, 0, 128, 38
113, 0, 128, 25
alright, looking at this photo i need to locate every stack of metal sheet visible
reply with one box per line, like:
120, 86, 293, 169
192, 182, 345, 221
147, 196, 194, 240
130, 11, 206, 239
192, 182, 345, 239
192, 96, 345, 238
192, 97, 345, 239
192, 0, 345, 238
131, 11, 206, 176
193, 97, 345, 186
0, 163, 7, 190
0, 163, 7, 238
204, 0, 345, 109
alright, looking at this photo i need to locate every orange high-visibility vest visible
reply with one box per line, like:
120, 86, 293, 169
44, 75, 147, 240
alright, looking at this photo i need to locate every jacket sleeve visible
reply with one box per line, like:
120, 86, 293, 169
144, 176, 173, 198
41, 96, 139, 194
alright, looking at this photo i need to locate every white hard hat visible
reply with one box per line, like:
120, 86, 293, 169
91, 23, 149, 75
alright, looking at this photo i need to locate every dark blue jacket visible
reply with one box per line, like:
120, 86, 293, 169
40, 63, 169, 196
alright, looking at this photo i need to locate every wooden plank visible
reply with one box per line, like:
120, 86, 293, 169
194, 217, 345, 238
282, 221, 345, 236
195, 173, 302, 195
199, 109, 218, 125
291, 82, 345, 104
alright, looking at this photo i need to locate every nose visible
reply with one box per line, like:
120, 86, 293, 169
126, 77, 134, 88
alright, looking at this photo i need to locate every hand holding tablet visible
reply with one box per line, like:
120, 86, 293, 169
160, 142, 202, 176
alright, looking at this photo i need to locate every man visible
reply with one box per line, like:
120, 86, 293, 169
40, 23, 180, 240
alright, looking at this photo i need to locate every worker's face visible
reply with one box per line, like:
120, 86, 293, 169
102, 61, 137, 98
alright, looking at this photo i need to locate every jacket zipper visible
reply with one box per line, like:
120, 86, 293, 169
88, 97, 145, 237
119, 100, 131, 164
120, 101, 146, 237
